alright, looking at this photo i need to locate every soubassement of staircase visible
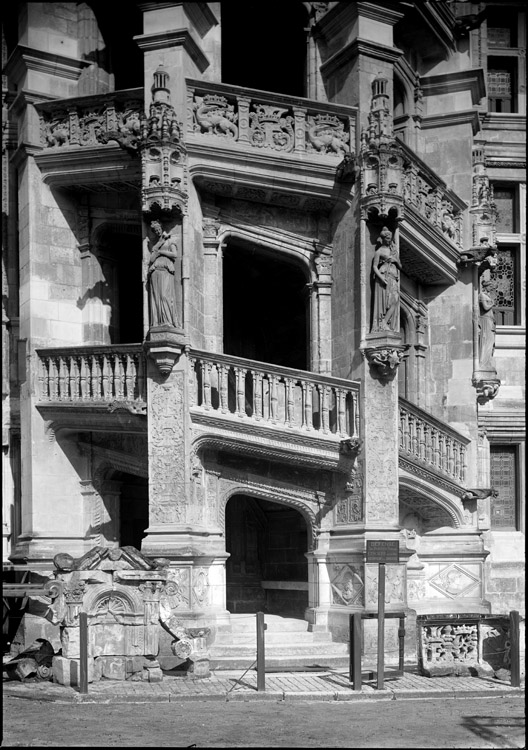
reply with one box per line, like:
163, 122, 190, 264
209, 615, 350, 671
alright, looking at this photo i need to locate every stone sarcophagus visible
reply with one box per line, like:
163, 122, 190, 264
51, 546, 169, 684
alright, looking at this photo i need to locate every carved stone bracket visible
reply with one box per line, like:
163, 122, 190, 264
458, 237, 498, 270
339, 437, 363, 455
461, 488, 498, 503
472, 376, 501, 405
144, 326, 186, 375
364, 344, 409, 379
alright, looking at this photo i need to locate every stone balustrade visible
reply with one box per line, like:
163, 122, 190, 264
399, 140, 465, 249
189, 350, 360, 439
37, 89, 144, 149
186, 78, 354, 157
36, 345, 146, 404
399, 397, 469, 483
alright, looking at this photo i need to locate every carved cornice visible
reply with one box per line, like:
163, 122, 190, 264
34, 145, 140, 190
420, 110, 481, 136
35, 404, 147, 436
133, 29, 209, 72
420, 69, 486, 104
320, 39, 404, 79
183, 2, 219, 35
3, 45, 90, 84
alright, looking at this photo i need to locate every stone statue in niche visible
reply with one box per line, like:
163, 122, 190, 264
147, 220, 181, 328
478, 275, 496, 370
370, 226, 401, 333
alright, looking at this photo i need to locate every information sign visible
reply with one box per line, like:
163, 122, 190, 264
366, 540, 400, 564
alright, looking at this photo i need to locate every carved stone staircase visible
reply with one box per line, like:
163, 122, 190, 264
210, 614, 349, 671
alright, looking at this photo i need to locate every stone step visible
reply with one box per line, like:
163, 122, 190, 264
210, 642, 349, 657
223, 614, 311, 634
210, 653, 351, 672
213, 630, 333, 645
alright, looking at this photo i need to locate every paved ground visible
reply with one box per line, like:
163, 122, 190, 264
2, 666, 523, 703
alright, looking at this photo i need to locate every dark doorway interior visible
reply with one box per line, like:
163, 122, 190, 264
225, 495, 308, 617
116, 473, 149, 550
223, 243, 309, 369
220, 1, 308, 96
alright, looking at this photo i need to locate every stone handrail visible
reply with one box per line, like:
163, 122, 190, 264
36, 88, 144, 149
399, 397, 469, 483
399, 139, 466, 249
189, 350, 360, 439
186, 78, 355, 158
36, 345, 147, 404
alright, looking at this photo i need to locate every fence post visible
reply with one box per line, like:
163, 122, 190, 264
509, 610, 520, 688
79, 611, 89, 694
349, 612, 362, 691
256, 611, 266, 692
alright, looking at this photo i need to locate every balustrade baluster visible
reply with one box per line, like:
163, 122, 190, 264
438, 433, 446, 471
79, 356, 88, 400
125, 354, 135, 400
303, 382, 313, 431
270, 375, 278, 423
431, 429, 440, 469
399, 408, 405, 451
100, 354, 110, 400
353, 391, 360, 438
321, 385, 329, 434
56, 356, 66, 400
337, 388, 346, 436
459, 446, 467, 483
48, 357, 58, 400
411, 415, 419, 457
67, 356, 78, 400
203, 361, 212, 410
416, 420, 425, 461
235, 367, 245, 417
286, 377, 295, 427
445, 437, 453, 477
38, 357, 49, 400
219, 364, 228, 413
254, 371, 263, 420
114, 353, 125, 399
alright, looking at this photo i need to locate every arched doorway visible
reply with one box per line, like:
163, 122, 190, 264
223, 242, 309, 370
96, 470, 149, 551
225, 495, 309, 617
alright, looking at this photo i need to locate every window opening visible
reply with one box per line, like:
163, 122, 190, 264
490, 445, 519, 529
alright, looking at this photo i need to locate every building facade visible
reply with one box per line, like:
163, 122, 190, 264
2, 1, 525, 656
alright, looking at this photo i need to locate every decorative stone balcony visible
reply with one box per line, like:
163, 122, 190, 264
188, 350, 360, 472
35, 89, 143, 190
35, 344, 147, 433
399, 397, 470, 488
398, 139, 467, 285
185, 79, 357, 213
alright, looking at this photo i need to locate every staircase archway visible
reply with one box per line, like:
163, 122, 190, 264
225, 494, 309, 617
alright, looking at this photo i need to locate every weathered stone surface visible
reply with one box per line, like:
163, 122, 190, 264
52, 655, 95, 686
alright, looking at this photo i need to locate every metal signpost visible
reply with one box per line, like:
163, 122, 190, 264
366, 540, 399, 690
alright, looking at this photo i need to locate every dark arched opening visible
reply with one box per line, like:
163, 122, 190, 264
223, 242, 309, 369
221, 1, 308, 96
113, 471, 149, 550
225, 495, 309, 617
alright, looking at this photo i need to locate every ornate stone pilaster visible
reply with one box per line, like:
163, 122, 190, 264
313, 251, 333, 374
142, 357, 190, 557
202, 215, 224, 353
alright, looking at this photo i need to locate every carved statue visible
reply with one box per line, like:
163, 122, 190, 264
147, 220, 180, 328
371, 226, 401, 332
478, 277, 496, 370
